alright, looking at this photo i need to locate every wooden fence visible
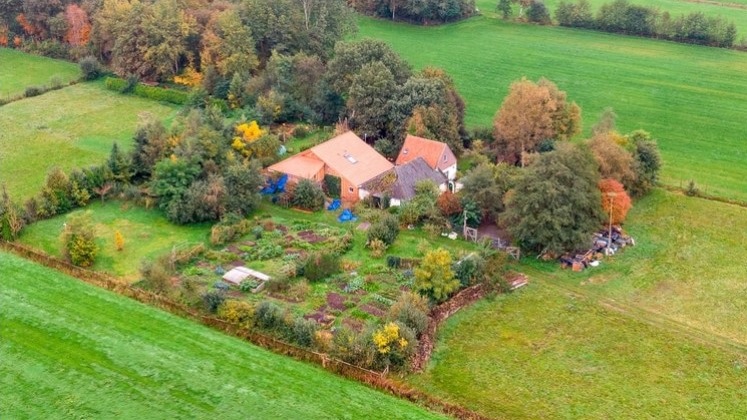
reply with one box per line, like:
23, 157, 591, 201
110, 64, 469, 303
0, 240, 490, 420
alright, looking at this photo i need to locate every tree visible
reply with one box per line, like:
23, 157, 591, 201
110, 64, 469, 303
107, 142, 133, 184
460, 162, 518, 221
223, 160, 263, 216
588, 132, 635, 188
628, 130, 661, 197
326, 39, 411, 95
505, 143, 604, 254
526, 0, 551, 24
599, 179, 632, 225
497, 0, 513, 19
347, 61, 396, 139
292, 179, 325, 211
60, 212, 98, 267
200, 9, 258, 79
415, 248, 459, 302
151, 157, 201, 214
64, 3, 91, 47
114, 230, 125, 251
493, 77, 581, 166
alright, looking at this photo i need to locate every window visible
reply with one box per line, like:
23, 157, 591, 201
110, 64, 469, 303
443, 154, 448, 162
348, 186, 354, 193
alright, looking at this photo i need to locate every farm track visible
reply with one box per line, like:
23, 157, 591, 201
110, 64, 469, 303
532, 270, 747, 358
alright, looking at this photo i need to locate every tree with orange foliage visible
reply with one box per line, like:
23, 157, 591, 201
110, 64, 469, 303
599, 178, 632, 225
64, 4, 91, 47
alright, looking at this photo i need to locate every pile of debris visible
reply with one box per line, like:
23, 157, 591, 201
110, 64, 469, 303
560, 226, 635, 271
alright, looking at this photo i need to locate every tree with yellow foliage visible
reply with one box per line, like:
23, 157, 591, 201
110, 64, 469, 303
371, 322, 415, 370
114, 230, 124, 251
415, 248, 459, 303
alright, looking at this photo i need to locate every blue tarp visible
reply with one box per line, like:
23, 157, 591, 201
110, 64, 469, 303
327, 199, 341, 211
338, 208, 358, 223
261, 174, 289, 195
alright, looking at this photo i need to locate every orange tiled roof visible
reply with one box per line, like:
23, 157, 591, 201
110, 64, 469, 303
309, 131, 393, 186
267, 153, 324, 179
395, 134, 456, 171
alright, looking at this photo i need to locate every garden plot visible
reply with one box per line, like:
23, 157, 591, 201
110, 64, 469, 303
176, 217, 419, 330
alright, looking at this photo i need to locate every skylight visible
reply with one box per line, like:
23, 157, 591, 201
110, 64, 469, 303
344, 153, 358, 164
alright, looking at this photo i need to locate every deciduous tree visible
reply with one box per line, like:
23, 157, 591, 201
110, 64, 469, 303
599, 178, 632, 224
505, 143, 603, 254
493, 77, 581, 166
415, 248, 459, 302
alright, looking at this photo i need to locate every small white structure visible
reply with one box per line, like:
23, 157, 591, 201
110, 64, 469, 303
222, 266, 271, 285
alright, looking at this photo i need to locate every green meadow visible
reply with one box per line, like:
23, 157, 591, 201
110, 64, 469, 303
408, 190, 747, 418
0, 48, 81, 99
0, 251, 444, 419
357, 16, 747, 201
18, 201, 211, 281
0, 81, 177, 200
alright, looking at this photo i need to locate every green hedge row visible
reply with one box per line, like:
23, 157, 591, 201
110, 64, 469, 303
104, 77, 188, 105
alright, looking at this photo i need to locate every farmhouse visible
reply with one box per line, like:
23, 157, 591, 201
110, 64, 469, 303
268, 131, 393, 203
396, 134, 458, 181
365, 157, 448, 207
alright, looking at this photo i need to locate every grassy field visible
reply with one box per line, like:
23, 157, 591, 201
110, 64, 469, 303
0, 252, 444, 419
0, 48, 81, 99
19, 201, 210, 281
407, 189, 747, 417
0, 81, 177, 200
356, 16, 747, 201
475, 0, 747, 35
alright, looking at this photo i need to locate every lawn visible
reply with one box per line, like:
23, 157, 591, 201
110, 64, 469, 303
356, 16, 747, 201
0, 48, 81, 99
0, 81, 177, 200
407, 189, 747, 417
19, 201, 210, 281
0, 251, 445, 419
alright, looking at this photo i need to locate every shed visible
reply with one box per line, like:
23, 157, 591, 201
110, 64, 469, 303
222, 266, 271, 285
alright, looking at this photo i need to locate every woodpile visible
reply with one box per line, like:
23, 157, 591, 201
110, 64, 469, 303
559, 226, 635, 271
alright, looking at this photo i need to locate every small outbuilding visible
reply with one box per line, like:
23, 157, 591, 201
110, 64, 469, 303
222, 266, 271, 285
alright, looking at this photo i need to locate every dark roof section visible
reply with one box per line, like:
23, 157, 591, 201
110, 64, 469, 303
389, 157, 447, 200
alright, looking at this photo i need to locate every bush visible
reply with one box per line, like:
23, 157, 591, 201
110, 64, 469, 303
303, 251, 341, 282
526, 0, 551, 24
291, 317, 318, 348
368, 238, 387, 258
386, 255, 402, 269
79, 56, 102, 80
24, 85, 44, 98
454, 253, 486, 286
255, 301, 286, 332
139, 257, 173, 294
201, 290, 226, 313
60, 212, 98, 267
370, 322, 417, 371
292, 179, 325, 211
367, 213, 399, 246
218, 300, 254, 328
387, 292, 430, 336
104, 77, 188, 104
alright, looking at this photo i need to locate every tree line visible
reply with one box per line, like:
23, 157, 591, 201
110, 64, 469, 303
498, 0, 739, 48
352, 0, 477, 24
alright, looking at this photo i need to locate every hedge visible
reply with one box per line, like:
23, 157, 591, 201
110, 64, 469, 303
104, 77, 188, 105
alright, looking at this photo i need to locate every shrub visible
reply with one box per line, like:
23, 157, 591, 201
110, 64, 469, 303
60, 212, 98, 267
370, 322, 417, 370
292, 179, 325, 211
303, 251, 341, 282
686, 180, 699, 197
415, 248, 459, 303
454, 253, 486, 286
265, 275, 293, 294
323, 175, 341, 198
79, 56, 102, 80
24, 85, 44, 98
49, 76, 63, 90
368, 238, 387, 258
201, 290, 226, 313
367, 213, 399, 246
255, 301, 286, 331
387, 292, 430, 336
386, 255, 402, 269
291, 317, 318, 347
526, 0, 551, 24
218, 300, 254, 328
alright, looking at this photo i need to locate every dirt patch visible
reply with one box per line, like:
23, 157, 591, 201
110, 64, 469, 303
298, 230, 326, 243
326, 293, 347, 311
343, 318, 365, 332
360, 304, 385, 318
